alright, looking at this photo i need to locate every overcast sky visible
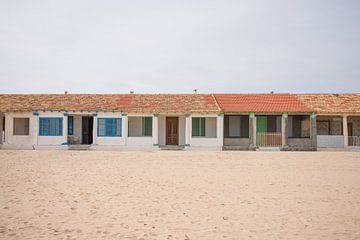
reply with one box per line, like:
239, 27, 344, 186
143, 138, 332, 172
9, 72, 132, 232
0, 0, 359, 94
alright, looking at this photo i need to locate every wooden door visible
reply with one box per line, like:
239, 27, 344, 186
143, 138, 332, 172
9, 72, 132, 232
166, 117, 178, 145
82, 117, 93, 144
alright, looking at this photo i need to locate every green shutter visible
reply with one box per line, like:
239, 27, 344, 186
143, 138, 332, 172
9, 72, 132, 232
200, 117, 206, 136
142, 117, 152, 136
192, 118, 199, 136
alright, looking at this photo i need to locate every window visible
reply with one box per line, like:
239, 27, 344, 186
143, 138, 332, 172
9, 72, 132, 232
288, 115, 310, 138
225, 115, 249, 138
39, 118, 63, 136
128, 117, 153, 137
192, 117, 206, 137
68, 116, 74, 135
142, 117, 152, 136
13, 118, 29, 135
98, 118, 122, 137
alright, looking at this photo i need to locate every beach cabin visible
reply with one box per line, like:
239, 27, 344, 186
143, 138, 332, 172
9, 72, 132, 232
214, 94, 317, 151
298, 94, 360, 149
123, 94, 223, 149
0, 94, 224, 150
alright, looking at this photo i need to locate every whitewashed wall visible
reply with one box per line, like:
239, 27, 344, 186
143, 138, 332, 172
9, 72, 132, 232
37, 112, 67, 147
189, 114, 223, 148
126, 114, 154, 147
93, 112, 125, 147
3, 112, 37, 149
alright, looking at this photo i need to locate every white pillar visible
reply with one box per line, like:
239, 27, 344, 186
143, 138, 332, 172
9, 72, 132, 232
253, 116, 257, 147
153, 115, 159, 146
343, 115, 348, 147
217, 114, 224, 147
185, 115, 191, 146
63, 114, 68, 145
93, 114, 97, 145
122, 114, 127, 145
281, 113, 288, 147
32, 113, 39, 147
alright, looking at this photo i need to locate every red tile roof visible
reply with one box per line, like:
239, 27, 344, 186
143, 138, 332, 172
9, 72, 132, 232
119, 94, 220, 113
1, 93, 359, 114
296, 94, 360, 114
0, 94, 128, 112
0, 94, 221, 114
213, 94, 312, 113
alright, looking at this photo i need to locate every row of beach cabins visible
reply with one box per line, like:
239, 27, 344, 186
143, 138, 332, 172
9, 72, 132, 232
0, 93, 359, 151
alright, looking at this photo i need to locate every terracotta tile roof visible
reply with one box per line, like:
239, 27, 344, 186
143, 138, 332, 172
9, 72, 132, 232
213, 94, 312, 113
1, 93, 359, 114
0, 94, 128, 112
119, 94, 221, 113
296, 94, 360, 114
0, 94, 221, 114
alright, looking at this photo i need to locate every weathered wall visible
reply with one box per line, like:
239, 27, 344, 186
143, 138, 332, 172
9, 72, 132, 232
287, 138, 313, 147
223, 138, 250, 146
3, 112, 37, 148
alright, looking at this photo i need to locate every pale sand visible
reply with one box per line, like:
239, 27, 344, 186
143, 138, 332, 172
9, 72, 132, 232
0, 150, 360, 240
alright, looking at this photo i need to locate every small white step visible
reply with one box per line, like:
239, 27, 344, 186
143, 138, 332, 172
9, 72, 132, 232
256, 147, 281, 151
68, 144, 91, 150
160, 145, 184, 151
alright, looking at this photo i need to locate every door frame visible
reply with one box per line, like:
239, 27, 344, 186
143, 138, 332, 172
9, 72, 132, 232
166, 116, 179, 145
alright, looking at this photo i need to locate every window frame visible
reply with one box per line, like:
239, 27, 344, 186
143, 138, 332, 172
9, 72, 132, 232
13, 117, 30, 136
68, 116, 74, 136
225, 115, 249, 139
288, 115, 311, 138
97, 118, 122, 137
39, 117, 63, 136
141, 117, 153, 137
192, 117, 206, 137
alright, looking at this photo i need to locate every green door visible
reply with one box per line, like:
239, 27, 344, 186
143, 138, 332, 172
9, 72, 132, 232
256, 116, 267, 146
256, 116, 267, 133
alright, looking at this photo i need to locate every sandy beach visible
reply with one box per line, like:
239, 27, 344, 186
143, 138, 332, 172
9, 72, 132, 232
0, 150, 359, 240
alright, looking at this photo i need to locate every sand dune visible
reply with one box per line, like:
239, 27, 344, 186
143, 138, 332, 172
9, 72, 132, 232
0, 150, 360, 240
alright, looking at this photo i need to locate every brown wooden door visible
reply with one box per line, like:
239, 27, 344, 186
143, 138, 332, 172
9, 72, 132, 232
82, 117, 93, 144
166, 117, 178, 145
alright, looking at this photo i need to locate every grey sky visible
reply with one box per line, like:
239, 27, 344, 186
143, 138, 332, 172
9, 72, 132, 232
0, 0, 359, 94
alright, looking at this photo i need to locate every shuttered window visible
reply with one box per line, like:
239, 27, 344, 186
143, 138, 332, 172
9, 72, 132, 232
39, 118, 63, 136
142, 117, 152, 137
192, 117, 206, 137
13, 118, 30, 135
97, 118, 122, 137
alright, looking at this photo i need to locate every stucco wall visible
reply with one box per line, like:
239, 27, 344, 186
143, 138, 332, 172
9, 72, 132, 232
126, 114, 155, 147
189, 114, 223, 148
317, 135, 344, 148
93, 112, 125, 146
3, 112, 37, 148
223, 138, 250, 146
287, 138, 313, 147
37, 112, 67, 146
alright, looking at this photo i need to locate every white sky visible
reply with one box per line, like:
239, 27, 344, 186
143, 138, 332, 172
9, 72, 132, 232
0, 0, 359, 93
